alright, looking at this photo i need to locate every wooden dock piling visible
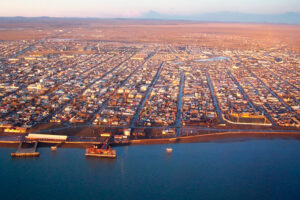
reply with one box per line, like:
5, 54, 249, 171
11, 141, 39, 157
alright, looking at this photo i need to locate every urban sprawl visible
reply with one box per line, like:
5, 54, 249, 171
0, 39, 299, 135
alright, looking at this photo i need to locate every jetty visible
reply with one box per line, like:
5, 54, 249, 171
11, 141, 39, 157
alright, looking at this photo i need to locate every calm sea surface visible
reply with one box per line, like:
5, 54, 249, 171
1, 138, 300, 200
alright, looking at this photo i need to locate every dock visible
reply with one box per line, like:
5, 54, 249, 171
11, 141, 39, 157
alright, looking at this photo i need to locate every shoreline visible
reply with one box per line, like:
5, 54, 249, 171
128, 131, 300, 145
1, 131, 300, 148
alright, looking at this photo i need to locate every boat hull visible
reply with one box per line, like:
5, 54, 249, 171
85, 153, 116, 158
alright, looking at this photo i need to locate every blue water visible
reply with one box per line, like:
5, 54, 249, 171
194, 56, 229, 62
1, 139, 300, 200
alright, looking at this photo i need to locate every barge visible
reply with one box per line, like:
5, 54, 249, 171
85, 145, 116, 158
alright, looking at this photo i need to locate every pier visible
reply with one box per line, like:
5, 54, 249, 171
11, 141, 39, 157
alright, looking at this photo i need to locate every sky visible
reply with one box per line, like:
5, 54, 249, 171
0, 0, 300, 18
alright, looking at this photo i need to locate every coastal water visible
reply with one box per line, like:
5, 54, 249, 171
1, 139, 300, 200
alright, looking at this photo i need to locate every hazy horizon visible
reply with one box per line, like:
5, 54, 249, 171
1, 12, 299, 25
1, 0, 300, 18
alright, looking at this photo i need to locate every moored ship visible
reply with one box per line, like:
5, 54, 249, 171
85, 145, 116, 158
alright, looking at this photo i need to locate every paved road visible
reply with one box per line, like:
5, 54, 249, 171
206, 71, 225, 124
130, 62, 165, 128
1, 124, 298, 144
31, 122, 300, 134
227, 69, 257, 112
43, 54, 118, 122
175, 71, 185, 136
266, 66, 299, 92
248, 68, 293, 112
90, 48, 159, 124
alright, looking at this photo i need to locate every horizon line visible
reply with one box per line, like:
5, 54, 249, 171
0, 15, 299, 25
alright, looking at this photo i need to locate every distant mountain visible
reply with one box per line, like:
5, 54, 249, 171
141, 11, 300, 24
0, 12, 299, 24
